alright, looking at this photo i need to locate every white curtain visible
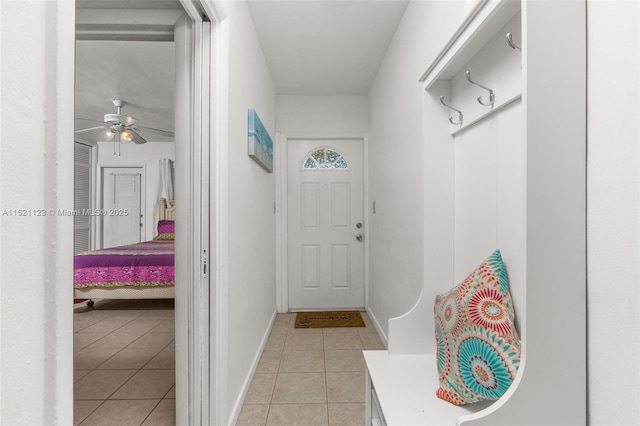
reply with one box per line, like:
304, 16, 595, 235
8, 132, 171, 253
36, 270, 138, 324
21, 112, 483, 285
159, 158, 174, 202
154, 159, 174, 231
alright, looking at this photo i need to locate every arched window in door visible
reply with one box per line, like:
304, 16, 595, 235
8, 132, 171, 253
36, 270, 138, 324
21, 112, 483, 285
302, 148, 349, 170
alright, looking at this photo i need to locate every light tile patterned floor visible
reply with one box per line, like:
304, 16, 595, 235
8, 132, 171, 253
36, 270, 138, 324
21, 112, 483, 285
237, 312, 385, 426
74, 305, 385, 426
73, 299, 175, 426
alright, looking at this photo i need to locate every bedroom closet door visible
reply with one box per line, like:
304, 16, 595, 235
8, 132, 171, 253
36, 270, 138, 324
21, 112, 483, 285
101, 166, 144, 248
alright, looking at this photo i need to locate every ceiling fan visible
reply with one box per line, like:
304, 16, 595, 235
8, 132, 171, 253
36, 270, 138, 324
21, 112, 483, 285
75, 99, 174, 149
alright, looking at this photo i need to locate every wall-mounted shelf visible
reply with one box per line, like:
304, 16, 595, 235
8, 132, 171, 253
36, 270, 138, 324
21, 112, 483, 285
420, 0, 521, 89
422, 0, 522, 135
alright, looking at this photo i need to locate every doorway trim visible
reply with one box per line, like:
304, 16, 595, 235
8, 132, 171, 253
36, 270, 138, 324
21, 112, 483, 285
175, 1, 220, 424
276, 132, 370, 314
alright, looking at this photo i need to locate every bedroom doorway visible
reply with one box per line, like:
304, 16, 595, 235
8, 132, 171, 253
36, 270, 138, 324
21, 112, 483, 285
73, 0, 216, 424
73, 28, 179, 424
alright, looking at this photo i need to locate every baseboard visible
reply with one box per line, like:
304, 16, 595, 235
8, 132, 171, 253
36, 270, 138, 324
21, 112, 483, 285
227, 307, 278, 426
365, 306, 389, 349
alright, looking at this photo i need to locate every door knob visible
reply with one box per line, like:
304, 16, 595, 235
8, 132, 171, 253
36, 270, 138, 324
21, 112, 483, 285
356, 222, 363, 229
356, 234, 364, 242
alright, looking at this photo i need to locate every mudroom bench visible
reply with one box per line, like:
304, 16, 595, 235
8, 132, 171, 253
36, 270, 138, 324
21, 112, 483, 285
363, 351, 491, 426
363, 0, 587, 423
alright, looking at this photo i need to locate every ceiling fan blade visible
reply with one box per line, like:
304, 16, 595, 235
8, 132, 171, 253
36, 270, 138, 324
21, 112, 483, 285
75, 125, 108, 135
128, 129, 147, 144
135, 125, 174, 138
75, 117, 103, 124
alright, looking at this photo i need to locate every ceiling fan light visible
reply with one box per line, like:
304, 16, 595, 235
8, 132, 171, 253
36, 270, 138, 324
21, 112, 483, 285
120, 129, 132, 143
105, 129, 115, 138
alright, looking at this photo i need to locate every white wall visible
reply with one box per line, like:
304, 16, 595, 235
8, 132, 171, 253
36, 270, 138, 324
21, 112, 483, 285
367, 0, 467, 339
276, 95, 368, 133
587, 1, 640, 424
96, 141, 175, 242
0, 1, 75, 425
215, 2, 277, 424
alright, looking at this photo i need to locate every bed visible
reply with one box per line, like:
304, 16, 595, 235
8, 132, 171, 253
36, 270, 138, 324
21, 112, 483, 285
74, 199, 175, 306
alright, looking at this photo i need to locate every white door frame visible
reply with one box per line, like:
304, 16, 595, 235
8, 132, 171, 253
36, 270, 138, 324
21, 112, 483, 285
175, 1, 221, 424
95, 164, 146, 249
276, 132, 370, 313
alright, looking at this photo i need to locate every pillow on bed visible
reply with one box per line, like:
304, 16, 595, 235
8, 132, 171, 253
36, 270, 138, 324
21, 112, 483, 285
157, 220, 175, 235
153, 232, 175, 240
434, 249, 520, 405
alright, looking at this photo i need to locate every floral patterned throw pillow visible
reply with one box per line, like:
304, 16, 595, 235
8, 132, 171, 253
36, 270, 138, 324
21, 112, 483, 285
434, 249, 521, 405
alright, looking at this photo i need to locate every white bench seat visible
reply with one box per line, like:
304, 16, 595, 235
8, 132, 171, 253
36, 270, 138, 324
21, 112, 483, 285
363, 350, 493, 426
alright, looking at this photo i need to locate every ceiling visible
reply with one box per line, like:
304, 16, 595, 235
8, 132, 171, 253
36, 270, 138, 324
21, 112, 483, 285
74, 1, 183, 143
74, 0, 408, 142
247, 0, 409, 95
75, 40, 176, 142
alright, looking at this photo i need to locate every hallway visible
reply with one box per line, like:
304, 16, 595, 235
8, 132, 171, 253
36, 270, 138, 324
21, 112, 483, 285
73, 302, 384, 425
237, 312, 384, 425
7, 0, 637, 424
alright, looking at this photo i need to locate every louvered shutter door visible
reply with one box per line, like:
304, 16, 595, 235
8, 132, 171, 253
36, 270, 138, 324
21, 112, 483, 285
74, 143, 92, 254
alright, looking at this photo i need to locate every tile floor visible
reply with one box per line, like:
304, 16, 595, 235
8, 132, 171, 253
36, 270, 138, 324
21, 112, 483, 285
74, 304, 385, 426
236, 312, 385, 426
73, 299, 176, 426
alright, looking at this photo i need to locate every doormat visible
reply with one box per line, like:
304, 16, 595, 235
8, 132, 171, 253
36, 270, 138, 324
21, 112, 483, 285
294, 311, 366, 328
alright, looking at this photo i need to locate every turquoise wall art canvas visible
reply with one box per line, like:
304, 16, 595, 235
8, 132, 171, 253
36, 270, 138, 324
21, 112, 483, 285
247, 109, 273, 173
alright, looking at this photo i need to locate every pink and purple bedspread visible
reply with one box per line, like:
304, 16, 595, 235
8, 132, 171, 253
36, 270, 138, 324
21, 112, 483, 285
74, 240, 174, 288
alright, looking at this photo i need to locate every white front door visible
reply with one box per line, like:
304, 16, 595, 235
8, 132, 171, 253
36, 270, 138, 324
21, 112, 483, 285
101, 167, 143, 248
288, 139, 365, 310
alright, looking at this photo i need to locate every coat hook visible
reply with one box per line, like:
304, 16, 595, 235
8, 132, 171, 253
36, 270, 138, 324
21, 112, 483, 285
439, 96, 463, 126
465, 71, 495, 107
506, 33, 521, 51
